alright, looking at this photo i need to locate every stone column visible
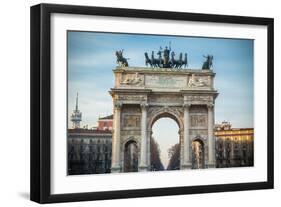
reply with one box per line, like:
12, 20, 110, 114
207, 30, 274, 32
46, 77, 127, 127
182, 103, 191, 169
147, 129, 152, 170
111, 102, 122, 173
207, 104, 215, 168
139, 103, 148, 171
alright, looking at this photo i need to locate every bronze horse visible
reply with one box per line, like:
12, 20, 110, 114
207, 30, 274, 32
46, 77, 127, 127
173, 53, 188, 69
116, 50, 129, 67
145, 50, 188, 69
144, 52, 152, 67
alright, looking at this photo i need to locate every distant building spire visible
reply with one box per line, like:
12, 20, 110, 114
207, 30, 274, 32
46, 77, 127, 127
75, 92, 79, 111
70, 92, 82, 129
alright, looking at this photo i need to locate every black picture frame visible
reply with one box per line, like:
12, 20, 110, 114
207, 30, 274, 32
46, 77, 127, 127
30, 3, 274, 204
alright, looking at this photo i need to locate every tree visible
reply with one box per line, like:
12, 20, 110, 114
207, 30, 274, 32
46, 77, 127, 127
150, 137, 165, 171
167, 143, 180, 170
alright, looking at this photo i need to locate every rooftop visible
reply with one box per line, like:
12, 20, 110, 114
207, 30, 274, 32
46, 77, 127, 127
68, 128, 112, 134
99, 114, 113, 120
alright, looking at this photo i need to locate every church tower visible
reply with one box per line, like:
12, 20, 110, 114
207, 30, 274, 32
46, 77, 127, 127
70, 93, 82, 129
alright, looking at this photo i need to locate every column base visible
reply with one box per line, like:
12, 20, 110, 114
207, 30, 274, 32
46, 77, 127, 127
181, 163, 192, 170
206, 161, 216, 168
138, 165, 148, 172
111, 166, 121, 173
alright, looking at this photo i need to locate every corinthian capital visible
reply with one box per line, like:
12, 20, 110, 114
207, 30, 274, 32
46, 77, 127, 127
183, 103, 191, 109
114, 102, 122, 109
140, 103, 148, 110
207, 103, 214, 109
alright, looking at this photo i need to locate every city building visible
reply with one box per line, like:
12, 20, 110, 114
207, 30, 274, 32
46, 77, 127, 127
67, 128, 112, 175
67, 94, 112, 175
214, 121, 254, 168
97, 115, 113, 131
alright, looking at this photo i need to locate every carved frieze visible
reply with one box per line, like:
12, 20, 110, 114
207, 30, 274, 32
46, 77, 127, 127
117, 95, 146, 102
185, 95, 213, 102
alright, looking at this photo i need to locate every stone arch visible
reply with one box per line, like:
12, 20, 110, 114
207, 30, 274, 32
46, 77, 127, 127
191, 135, 206, 144
122, 136, 139, 149
110, 67, 217, 172
148, 107, 184, 131
147, 107, 184, 170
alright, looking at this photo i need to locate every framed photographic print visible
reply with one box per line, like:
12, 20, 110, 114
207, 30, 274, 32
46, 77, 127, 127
30, 3, 274, 203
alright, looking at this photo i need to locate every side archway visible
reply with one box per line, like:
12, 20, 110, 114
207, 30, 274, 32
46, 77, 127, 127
191, 137, 205, 169
123, 139, 139, 172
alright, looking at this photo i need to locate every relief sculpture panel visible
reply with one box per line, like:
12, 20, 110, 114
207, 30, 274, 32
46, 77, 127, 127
120, 72, 144, 86
190, 115, 207, 128
187, 74, 211, 88
123, 115, 141, 128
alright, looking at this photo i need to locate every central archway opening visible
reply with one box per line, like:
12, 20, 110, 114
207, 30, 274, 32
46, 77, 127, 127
151, 117, 180, 171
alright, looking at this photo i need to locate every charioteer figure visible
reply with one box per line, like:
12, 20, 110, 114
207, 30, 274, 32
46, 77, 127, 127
202, 55, 213, 70
144, 43, 188, 69
161, 45, 171, 68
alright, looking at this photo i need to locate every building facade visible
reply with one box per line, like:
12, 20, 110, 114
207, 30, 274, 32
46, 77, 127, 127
215, 121, 254, 168
67, 95, 113, 175
67, 128, 112, 175
97, 115, 113, 131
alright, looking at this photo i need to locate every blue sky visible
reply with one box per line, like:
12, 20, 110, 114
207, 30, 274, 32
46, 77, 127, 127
68, 31, 254, 129
68, 31, 253, 167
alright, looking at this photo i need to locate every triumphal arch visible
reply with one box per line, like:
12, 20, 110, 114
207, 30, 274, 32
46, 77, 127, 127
110, 63, 218, 172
